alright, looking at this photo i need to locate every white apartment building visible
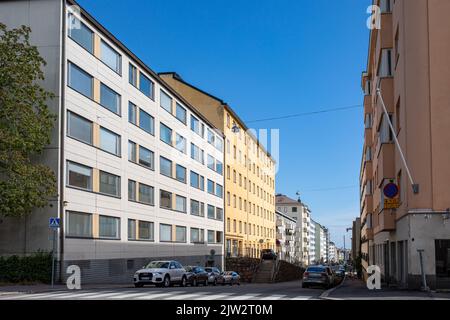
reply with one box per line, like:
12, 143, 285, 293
276, 194, 311, 266
0, 0, 225, 283
320, 227, 328, 263
275, 210, 296, 263
329, 242, 337, 264
309, 219, 316, 264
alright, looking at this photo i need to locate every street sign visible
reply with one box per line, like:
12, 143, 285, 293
49, 217, 60, 229
384, 198, 400, 209
383, 183, 399, 199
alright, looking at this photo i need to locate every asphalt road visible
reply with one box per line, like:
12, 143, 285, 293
0, 280, 326, 300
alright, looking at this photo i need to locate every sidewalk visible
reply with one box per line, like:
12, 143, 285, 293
322, 277, 450, 300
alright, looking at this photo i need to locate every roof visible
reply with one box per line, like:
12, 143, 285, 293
275, 210, 297, 223
275, 194, 301, 205
159, 72, 276, 162
67, 0, 222, 136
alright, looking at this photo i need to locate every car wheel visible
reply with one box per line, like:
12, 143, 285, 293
213, 279, 217, 286
181, 276, 187, 287
163, 275, 171, 288
134, 283, 144, 288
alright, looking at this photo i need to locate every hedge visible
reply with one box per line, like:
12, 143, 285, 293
0, 251, 52, 284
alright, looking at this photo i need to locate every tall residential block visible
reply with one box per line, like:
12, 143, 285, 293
0, 0, 225, 283
275, 194, 311, 265
159, 73, 277, 259
360, 0, 450, 289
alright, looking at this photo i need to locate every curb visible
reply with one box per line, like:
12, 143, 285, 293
319, 276, 346, 300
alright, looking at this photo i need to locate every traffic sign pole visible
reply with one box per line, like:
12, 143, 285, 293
49, 217, 60, 287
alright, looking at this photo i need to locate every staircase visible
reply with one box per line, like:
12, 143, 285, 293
252, 260, 277, 283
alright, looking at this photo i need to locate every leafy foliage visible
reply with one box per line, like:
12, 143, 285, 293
0, 23, 57, 217
0, 251, 52, 283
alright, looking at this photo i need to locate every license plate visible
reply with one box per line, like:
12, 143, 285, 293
141, 277, 149, 280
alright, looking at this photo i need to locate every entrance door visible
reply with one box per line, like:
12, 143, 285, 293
435, 240, 450, 289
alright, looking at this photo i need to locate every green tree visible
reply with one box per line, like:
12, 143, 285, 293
0, 23, 56, 218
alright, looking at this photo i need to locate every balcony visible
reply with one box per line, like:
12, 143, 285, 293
285, 234, 295, 242
364, 95, 373, 114
361, 223, 374, 242
374, 209, 396, 233
364, 127, 373, 147
375, 143, 395, 186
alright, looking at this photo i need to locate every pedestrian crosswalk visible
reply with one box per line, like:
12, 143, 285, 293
0, 289, 316, 301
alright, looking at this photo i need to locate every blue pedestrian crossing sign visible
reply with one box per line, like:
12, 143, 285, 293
49, 217, 60, 229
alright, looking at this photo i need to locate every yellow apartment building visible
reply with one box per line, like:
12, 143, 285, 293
160, 72, 276, 258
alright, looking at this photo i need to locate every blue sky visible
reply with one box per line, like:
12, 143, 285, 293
77, 0, 371, 248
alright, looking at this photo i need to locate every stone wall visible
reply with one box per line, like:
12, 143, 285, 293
225, 258, 260, 283
274, 260, 305, 282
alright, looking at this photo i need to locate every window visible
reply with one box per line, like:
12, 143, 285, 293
139, 73, 154, 98
215, 184, 223, 198
139, 109, 154, 134
128, 219, 136, 240
380, 0, 392, 13
100, 127, 121, 156
139, 146, 154, 169
207, 155, 215, 171
160, 156, 172, 178
208, 230, 215, 244
175, 134, 186, 153
207, 180, 214, 194
378, 48, 393, 78
190, 228, 204, 243
99, 171, 120, 197
139, 221, 154, 240
99, 215, 120, 239
216, 208, 223, 221
379, 113, 393, 143
67, 112, 92, 145
68, 62, 93, 98
160, 224, 172, 242
190, 171, 204, 190
191, 143, 204, 164
396, 98, 401, 134
100, 83, 121, 114
176, 103, 187, 124
190, 200, 204, 217
66, 211, 92, 238
176, 226, 187, 243
207, 129, 215, 145
207, 205, 215, 219
67, 161, 92, 190
190, 115, 201, 136
128, 180, 136, 201
176, 164, 186, 183
160, 190, 172, 209
139, 183, 154, 205
100, 40, 121, 74
128, 141, 137, 162
216, 161, 223, 175
216, 231, 223, 244
129, 64, 137, 86
160, 123, 172, 145
128, 102, 137, 125
365, 113, 373, 129
215, 137, 223, 152
68, 14, 93, 53
160, 90, 172, 113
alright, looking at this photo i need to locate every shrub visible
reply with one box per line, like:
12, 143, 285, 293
0, 251, 52, 284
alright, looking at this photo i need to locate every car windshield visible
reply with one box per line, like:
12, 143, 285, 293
306, 267, 325, 273
205, 268, 212, 272
146, 261, 170, 269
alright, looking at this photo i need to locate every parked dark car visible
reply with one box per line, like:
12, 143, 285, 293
185, 266, 209, 286
261, 249, 277, 260
204, 267, 221, 285
302, 265, 334, 289
217, 271, 240, 286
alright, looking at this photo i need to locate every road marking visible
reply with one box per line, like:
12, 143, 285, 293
192, 293, 235, 300
227, 294, 262, 300
290, 295, 313, 300
134, 291, 184, 300
258, 295, 286, 300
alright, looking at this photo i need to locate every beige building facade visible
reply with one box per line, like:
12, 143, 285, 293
360, 0, 450, 289
159, 73, 277, 259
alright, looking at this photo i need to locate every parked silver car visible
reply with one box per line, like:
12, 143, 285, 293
302, 265, 334, 289
204, 267, 221, 285
134, 260, 187, 288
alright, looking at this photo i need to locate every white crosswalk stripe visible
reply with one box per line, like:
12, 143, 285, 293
258, 295, 286, 300
1, 290, 317, 301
